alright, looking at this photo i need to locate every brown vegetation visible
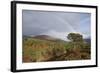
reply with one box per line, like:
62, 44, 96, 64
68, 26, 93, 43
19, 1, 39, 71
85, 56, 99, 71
23, 33, 91, 62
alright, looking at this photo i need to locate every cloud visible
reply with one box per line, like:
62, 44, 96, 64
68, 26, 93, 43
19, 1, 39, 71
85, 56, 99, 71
22, 10, 91, 40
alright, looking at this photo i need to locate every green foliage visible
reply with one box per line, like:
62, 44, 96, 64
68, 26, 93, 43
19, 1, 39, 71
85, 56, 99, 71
67, 33, 83, 42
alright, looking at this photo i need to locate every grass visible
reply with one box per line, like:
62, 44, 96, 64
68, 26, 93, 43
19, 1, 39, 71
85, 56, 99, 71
22, 37, 91, 62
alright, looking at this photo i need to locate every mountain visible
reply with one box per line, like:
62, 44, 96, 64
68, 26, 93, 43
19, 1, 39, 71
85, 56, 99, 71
31, 35, 66, 42
84, 38, 91, 43
33, 35, 57, 40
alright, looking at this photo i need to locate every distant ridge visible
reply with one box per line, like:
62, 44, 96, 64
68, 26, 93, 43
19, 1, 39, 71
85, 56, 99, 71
84, 38, 91, 43
33, 35, 58, 41
24, 35, 66, 42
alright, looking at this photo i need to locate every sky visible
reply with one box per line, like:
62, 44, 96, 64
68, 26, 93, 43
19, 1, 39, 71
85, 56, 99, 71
22, 10, 91, 41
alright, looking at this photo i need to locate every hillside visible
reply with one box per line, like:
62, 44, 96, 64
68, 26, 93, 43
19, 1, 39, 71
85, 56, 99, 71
23, 35, 91, 62
33, 35, 58, 40
84, 38, 91, 43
